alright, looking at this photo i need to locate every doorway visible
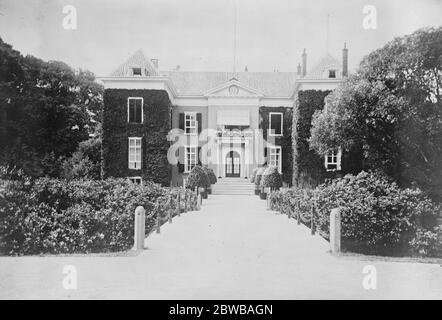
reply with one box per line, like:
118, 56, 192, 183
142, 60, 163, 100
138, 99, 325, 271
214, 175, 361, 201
225, 151, 240, 177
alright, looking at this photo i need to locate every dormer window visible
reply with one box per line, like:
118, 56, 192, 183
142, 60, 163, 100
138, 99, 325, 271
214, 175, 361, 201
328, 69, 336, 78
132, 68, 142, 76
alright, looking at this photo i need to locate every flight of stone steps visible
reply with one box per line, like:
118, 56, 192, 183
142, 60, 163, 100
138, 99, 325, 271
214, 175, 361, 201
211, 177, 256, 195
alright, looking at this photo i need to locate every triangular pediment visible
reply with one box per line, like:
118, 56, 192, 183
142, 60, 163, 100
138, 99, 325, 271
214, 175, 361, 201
204, 78, 264, 97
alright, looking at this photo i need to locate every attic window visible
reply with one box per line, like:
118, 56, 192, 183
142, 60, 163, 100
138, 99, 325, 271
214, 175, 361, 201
132, 68, 142, 76
328, 69, 336, 78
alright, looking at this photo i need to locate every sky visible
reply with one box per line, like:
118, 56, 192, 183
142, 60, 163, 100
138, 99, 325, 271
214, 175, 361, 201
0, 0, 441, 76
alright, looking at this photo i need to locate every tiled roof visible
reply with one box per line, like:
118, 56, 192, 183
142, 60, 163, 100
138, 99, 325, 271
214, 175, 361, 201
163, 71, 298, 97
304, 54, 342, 79
108, 50, 343, 97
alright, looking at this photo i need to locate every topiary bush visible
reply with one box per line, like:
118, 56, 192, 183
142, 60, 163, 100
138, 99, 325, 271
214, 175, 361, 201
0, 177, 197, 255
254, 167, 266, 195
186, 165, 210, 199
261, 166, 283, 191
250, 167, 259, 184
206, 167, 217, 185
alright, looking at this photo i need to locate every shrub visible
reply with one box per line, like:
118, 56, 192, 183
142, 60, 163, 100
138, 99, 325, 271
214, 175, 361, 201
203, 166, 217, 185
61, 137, 102, 180
261, 166, 282, 191
254, 167, 266, 188
269, 171, 442, 257
250, 168, 259, 183
186, 165, 210, 191
0, 177, 197, 255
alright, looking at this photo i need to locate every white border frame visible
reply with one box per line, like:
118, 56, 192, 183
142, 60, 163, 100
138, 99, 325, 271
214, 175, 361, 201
128, 137, 142, 170
184, 145, 197, 173
128, 176, 143, 185
324, 148, 342, 171
184, 111, 197, 136
127, 97, 144, 123
269, 112, 283, 137
269, 146, 282, 173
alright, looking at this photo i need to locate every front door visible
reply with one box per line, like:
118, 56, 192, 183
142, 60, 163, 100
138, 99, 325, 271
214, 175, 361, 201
225, 151, 240, 177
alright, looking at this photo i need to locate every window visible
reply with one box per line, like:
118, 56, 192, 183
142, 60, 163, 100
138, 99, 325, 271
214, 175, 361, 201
328, 69, 336, 78
269, 112, 283, 136
269, 146, 282, 173
325, 148, 341, 171
127, 97, 143, 123
128, 137, 142, 169
132, 68, 142, 76
185, 146, 197, 172
129, 177, 142, 185
185, 112, 197, 135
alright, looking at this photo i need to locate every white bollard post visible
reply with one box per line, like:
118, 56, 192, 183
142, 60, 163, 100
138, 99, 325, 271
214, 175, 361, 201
134, 206, 145, 250
197, 194, 202, 210
330, 207, 341, 255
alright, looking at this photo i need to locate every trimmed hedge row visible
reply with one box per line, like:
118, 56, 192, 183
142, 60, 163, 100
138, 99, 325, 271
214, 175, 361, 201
0, 177, 198, 255
269, 171, 442, 257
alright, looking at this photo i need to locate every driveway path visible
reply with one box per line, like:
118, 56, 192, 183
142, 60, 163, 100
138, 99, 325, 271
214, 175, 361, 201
1, 195, 442, 299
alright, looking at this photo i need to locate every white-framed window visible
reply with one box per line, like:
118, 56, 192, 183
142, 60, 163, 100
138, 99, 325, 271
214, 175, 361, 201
269, 146, 282, 173
184, 145, 197, 173
127, 97, 143, 123
128, 137, 142, 169
269, 112, 283, 136
129, 176, 142, 185
132, 67, 142, 76
328, 69, 336, 78
185, 112, 197, 135
325, 148, 342, 171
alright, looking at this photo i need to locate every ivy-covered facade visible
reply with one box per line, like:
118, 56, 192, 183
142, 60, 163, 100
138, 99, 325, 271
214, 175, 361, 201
100, 46, 350, 187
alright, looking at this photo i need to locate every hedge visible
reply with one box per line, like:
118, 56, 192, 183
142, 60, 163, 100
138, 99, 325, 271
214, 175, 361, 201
102, 89, 172, 186
0, 177, 198, 255
269, 171, 442, 257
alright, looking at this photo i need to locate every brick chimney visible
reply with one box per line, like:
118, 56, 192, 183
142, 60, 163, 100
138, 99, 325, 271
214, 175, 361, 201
302, 48, 307, 77
297, 63, 301, 76
342, 43, 348, 77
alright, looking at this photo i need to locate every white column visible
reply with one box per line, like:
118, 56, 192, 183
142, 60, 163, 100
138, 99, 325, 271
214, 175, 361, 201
217, 141, 221, 177
241, 143, 245, 178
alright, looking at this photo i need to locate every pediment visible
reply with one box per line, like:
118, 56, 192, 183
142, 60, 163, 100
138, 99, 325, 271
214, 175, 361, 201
204, 79, 264, 97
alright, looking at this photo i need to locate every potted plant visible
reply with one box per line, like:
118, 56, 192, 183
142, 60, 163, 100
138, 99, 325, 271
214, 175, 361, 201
202, 166, 217, 194
261, 166, 283, 200
254, 167, 266, 196
186, 165, 210, 201
250, 167, 259, 184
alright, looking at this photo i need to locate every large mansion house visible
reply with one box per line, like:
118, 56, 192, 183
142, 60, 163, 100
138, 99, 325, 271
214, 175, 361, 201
100, 45, 349, 186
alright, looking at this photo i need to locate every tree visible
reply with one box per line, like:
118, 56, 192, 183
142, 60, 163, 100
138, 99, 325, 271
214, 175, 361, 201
62, 137, 102, 180
0, 37, 104, 178
309, 27, 442, 201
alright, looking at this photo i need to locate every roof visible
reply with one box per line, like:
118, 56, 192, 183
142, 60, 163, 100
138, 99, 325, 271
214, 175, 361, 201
163, 71, 298, 97
108, 50, 343, 97
304, 53, 342, 79
110, 49, 158, 77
